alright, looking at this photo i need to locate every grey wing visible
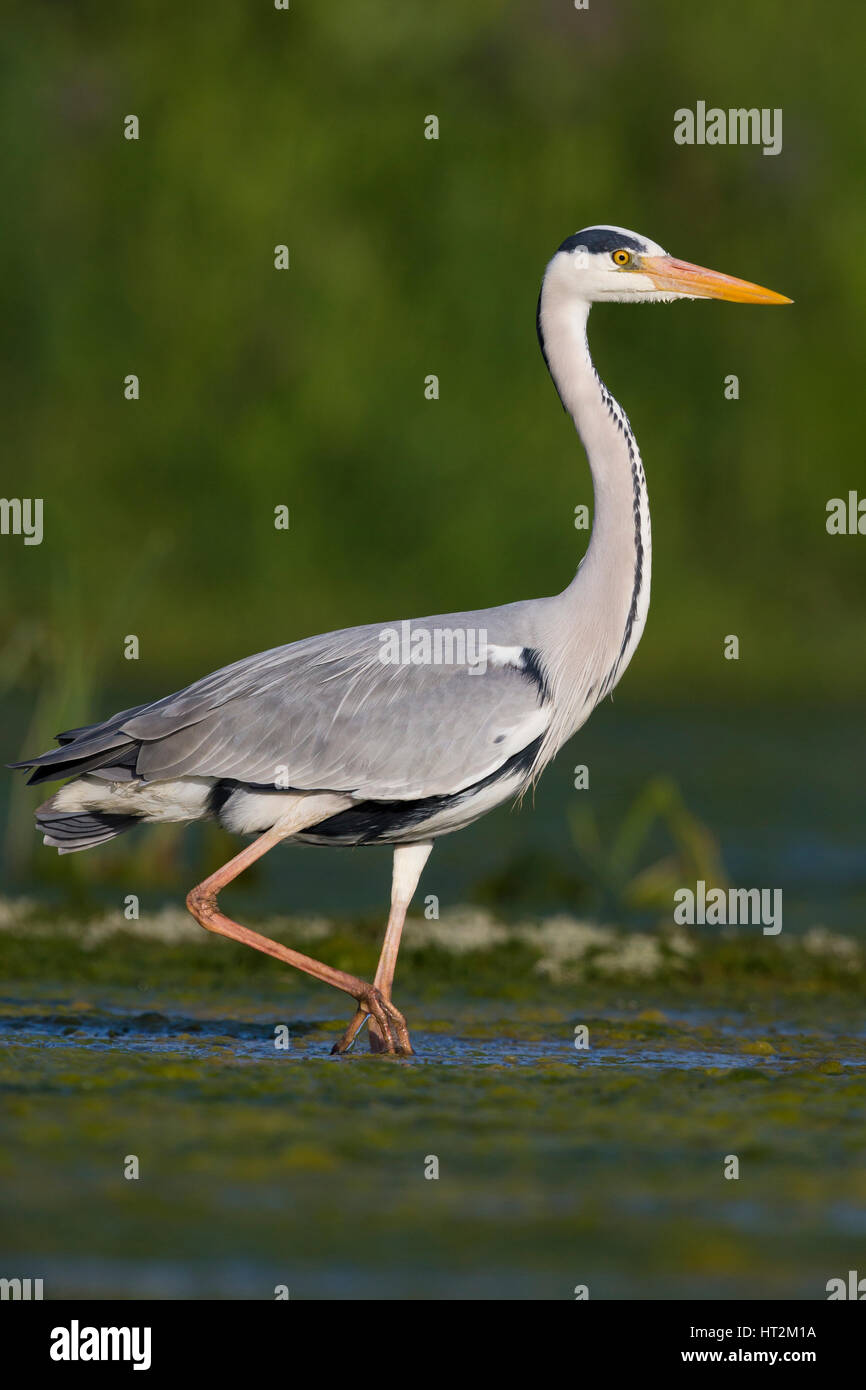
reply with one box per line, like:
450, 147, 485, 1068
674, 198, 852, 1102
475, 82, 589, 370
115, 615, 551, 799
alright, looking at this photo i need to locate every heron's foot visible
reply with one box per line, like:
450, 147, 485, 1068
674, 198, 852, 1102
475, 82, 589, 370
367, 1010, 414, 1054
330, 987, 413, 1056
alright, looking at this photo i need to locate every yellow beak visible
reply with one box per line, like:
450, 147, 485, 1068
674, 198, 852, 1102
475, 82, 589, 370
640, 255, 792, 305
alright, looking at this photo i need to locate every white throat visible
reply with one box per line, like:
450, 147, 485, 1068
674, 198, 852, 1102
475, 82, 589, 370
535, 273, 653, 752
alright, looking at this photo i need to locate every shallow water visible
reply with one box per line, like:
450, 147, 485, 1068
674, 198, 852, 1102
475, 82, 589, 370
1, 917, 864, 1300
3, 1002, 863, 1074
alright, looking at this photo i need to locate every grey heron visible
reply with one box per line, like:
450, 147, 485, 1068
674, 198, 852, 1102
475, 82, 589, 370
12, 226, 790, 1054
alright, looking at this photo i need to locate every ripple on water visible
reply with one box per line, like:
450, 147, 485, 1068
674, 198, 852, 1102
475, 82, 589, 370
0, 1008, 850, 1072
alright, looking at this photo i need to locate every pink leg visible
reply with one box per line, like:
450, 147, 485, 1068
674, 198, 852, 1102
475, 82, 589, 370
185, 803, 413, 1053
333, 841, 432, 1055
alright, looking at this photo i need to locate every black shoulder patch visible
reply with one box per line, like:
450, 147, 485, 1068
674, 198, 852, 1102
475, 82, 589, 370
557, 228, 645, 256
520, 647, 551, 703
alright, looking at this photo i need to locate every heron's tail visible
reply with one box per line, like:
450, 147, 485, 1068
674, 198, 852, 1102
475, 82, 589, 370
9, 721, 140, 787
34, 794, 140, 855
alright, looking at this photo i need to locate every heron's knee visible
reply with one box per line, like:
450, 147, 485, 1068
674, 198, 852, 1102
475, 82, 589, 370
186, 883, 217, 923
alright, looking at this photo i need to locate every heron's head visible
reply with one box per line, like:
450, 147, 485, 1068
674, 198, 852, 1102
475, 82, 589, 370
545, 225, 791, 306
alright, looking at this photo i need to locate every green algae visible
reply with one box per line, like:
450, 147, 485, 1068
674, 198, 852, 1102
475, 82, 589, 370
0, 918, 864, 1299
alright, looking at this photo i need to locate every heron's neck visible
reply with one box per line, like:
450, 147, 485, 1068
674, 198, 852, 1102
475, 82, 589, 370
536, 285, 652, 717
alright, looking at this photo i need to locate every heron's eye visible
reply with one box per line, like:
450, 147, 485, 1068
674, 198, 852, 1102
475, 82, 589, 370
612, 249, 632, 267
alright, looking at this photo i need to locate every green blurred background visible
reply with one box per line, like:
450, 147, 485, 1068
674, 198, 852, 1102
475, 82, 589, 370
2, 0, 866, 1307
1, 0, 864, 903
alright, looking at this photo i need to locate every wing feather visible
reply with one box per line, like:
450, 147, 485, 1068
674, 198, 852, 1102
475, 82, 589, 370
124, 609, 551, 798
